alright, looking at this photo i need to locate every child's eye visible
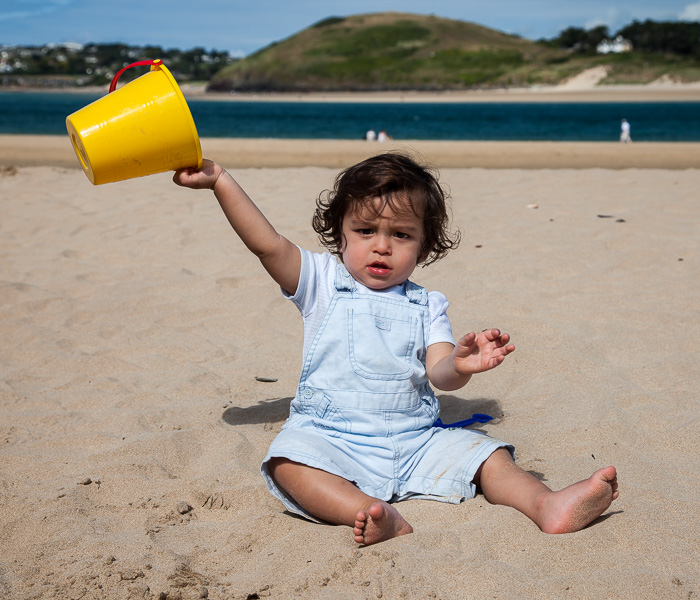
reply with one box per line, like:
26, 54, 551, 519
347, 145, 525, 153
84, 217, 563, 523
357, 228, 374, 235
394, 231, 410, 239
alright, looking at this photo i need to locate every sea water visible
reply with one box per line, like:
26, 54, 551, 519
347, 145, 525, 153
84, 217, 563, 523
1, 91, 699, 141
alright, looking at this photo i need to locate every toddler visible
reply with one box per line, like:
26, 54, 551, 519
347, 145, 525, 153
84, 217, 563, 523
174, 152, 618, 546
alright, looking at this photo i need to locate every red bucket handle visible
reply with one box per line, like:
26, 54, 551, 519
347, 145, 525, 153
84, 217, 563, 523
109, 59, 162, 93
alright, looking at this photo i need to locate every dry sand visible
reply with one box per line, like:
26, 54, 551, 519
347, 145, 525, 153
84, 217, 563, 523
1, 137, 699, 599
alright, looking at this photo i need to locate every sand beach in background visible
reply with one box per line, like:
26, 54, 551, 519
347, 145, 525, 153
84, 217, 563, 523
1, 79, 699, 598
3, 135, 700, 170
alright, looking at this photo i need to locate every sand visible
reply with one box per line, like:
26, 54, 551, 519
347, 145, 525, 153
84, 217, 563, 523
1, 135, 699, 599
4, 135, 700, 170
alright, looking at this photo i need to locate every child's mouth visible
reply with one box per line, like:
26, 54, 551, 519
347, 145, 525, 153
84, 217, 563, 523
367, 262, 391, 276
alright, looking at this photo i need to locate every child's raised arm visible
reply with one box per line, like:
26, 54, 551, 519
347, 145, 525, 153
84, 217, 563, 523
174, 160, 301, 295
426, 329, 515, 391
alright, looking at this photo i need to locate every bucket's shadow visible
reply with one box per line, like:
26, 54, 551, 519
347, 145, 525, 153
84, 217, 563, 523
221, 394, 504, 430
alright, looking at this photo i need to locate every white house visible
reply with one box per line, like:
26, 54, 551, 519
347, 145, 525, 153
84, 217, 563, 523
597, 35, 633, 54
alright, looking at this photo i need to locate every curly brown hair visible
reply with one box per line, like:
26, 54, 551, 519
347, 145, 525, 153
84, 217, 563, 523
312, 152, 460, 266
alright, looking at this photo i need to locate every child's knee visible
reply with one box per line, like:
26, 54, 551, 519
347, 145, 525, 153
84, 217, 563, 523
473, 447, 516, 486
267, 456, 295, 478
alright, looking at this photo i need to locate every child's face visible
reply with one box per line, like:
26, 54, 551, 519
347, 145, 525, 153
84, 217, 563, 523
340, 196, 424, 290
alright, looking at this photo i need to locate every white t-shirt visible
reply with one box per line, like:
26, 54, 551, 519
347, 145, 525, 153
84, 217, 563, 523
284, 249, 455, 359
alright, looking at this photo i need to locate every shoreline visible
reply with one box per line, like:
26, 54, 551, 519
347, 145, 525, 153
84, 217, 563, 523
3, 134, 700, 170
186, 83, 700, 104
3, 81, 700, 103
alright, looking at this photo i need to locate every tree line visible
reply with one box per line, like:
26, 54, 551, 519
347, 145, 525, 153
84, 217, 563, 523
542, 19, 700, 56
1, 43, 235, 86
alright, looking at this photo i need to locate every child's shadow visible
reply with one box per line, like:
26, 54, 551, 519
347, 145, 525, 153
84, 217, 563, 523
437, 394, 504, 432
222, 397, 292, 427
221, 394, 504, 431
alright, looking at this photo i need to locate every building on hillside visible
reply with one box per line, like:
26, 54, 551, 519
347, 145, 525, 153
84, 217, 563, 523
597, 35, 633, 54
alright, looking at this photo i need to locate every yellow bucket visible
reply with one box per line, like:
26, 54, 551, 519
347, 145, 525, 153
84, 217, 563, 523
66, 59, 202, 185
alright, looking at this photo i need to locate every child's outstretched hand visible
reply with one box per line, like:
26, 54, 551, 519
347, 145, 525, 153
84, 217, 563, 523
452, 329, 515, 375
173, 159, 223, 190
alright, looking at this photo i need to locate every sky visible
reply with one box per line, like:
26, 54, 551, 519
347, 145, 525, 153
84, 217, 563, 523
2, 0, 700, 57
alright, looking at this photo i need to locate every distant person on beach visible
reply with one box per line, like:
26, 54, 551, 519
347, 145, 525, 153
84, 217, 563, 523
365, 129, 377, 141
173, 152, 619, 546
377, 129, 392, 142
620, 118, 632, 143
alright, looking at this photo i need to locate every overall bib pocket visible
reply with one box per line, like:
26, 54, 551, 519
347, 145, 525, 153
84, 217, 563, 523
347, 308, 417, 380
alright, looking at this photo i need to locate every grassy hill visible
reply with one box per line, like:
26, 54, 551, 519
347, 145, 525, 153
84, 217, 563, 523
208, 13, 561, 91
208, 12, 700, 92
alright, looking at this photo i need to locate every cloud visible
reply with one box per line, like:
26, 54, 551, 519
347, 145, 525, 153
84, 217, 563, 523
679, 2, 700, 20
0, 0, 75, 22
583, 8, 626, 32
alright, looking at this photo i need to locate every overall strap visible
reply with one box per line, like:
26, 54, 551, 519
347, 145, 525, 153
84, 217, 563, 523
404, 280, 428, 305
334, 262, 356, 292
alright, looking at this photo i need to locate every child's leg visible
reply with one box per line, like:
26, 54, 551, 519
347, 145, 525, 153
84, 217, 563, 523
474, 448, 618, 534
267, 457, 413, 545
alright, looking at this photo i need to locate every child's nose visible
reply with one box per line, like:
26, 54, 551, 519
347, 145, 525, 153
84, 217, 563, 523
374, 235, 392, 254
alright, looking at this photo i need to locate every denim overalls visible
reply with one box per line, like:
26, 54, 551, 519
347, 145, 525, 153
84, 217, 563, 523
262, 262, 511, 521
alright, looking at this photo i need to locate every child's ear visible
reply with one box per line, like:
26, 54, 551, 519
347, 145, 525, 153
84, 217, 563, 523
337, 233, 347, 255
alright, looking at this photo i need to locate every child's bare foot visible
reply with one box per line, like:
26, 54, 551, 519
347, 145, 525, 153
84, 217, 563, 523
538, 466, 619, 534
353, 501, 413, 546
